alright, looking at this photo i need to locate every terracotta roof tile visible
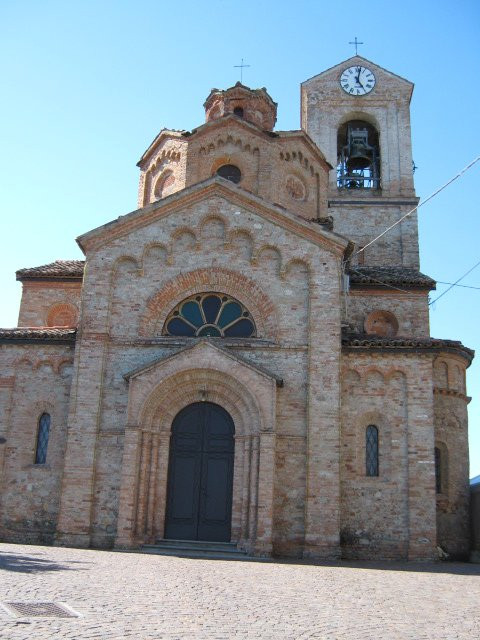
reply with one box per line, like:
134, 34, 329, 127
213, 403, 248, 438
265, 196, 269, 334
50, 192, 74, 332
348, 266, 436, 289
16, 260, 85, 281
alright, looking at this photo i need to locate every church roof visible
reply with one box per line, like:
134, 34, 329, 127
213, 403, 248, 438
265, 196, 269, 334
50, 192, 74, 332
0, 327, 76, 344
76, 176, 350, 255
16, 260, 84, 282
348, 266, 436, 290
342, 332, 474, 364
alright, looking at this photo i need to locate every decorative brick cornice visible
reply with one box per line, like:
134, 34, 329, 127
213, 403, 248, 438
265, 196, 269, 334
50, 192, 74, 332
0, 328, 77, 345
433, 387, 471, 403
342, 332, 474, 365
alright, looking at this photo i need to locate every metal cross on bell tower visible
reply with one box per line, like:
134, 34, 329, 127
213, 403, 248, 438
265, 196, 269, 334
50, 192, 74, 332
349, 37, 364, 55
234, 58, 251, 84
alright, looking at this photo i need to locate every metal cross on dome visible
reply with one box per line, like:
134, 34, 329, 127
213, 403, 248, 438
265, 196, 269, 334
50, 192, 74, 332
234, 58, 251, 83
349, 37, 364, 55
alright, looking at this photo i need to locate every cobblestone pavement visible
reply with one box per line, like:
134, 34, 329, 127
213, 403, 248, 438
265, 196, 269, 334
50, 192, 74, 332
0, 544, 479, 640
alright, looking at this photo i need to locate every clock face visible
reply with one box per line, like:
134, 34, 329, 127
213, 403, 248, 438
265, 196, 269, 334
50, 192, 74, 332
340, 66, 376, 96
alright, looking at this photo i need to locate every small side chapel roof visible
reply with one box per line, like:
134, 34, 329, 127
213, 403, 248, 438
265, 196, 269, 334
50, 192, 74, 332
349, 266, 436, 290
16, 260, 85, 282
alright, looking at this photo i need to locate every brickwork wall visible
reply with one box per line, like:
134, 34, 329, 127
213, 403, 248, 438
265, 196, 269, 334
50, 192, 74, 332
17, 282, 81, 327
301, 57, 419, 268
55, 192, 344, 557
137, 134, 188, 208
433, 354, 470, 558
347, 290, 430, 337
0, 344, 74, 543
341, 352, 437, 560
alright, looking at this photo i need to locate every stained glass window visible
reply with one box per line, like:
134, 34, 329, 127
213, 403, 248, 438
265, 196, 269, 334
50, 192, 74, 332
164, 293, 255, 338
366, 425, 379, 477
35, 413, 51, 465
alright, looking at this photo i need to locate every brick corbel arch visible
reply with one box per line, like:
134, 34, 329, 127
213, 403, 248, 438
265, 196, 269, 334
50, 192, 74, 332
139, 267, 278, 340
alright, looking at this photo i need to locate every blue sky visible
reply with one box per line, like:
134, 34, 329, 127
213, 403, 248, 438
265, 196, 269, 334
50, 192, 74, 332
1, 0, 479, 476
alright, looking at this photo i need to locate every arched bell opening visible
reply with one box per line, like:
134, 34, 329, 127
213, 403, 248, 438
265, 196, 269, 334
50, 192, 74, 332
337, 120, 380, 190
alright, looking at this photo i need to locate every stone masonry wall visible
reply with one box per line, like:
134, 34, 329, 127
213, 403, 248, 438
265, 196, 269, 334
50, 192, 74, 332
55, 192, 344, 556
18, 282, 82, 327
0, 343, 74, 543
341, 352, 437, 561
347, 290, 430, 337
433, 354, 471, 558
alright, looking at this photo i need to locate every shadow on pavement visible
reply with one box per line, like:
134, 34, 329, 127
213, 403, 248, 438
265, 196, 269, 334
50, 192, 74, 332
0, 551, 90, 573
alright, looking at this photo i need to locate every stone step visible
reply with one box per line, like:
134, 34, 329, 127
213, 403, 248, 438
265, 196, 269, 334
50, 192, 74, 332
142, 539, 250, 560
152, 539, 240, 552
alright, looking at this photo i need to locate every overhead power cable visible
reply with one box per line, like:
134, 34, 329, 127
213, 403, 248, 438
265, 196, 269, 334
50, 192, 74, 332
429, 258, 480, 306
436, 281, 480, 291
356, 155, 480, 255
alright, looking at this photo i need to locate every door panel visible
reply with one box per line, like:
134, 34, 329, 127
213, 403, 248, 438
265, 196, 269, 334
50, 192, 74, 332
164, 402, 234, 542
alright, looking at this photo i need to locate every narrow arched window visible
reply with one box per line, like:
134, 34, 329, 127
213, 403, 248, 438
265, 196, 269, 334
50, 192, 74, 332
35, 413, 51, 464
366, 425, 379, 477
233, 106, 244, 118
434, 446, 442, 493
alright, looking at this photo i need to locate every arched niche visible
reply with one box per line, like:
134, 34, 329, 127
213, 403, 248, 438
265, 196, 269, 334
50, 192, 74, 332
337, 119, 380, 190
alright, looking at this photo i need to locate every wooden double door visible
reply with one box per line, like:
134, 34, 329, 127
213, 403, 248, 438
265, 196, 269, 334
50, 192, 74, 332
164, 402, 235, 542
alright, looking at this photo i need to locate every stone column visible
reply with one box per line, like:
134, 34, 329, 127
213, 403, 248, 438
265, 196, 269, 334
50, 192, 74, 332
254, 432, 275, 556
115, 426, 142, 548
55, 333, 109, 548
406, 356, 437, 560
303, 261, 342, 559
154, 433, 171, 540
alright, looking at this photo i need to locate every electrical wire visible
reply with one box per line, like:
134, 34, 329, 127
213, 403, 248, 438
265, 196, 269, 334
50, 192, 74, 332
429, 258, 480, 306
356, 155, 480, 255
436, 281, 480, 291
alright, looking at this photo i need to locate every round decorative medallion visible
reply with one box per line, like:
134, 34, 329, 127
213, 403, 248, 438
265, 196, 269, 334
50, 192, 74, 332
364, 310, 398, 337
286, 175, 306, 201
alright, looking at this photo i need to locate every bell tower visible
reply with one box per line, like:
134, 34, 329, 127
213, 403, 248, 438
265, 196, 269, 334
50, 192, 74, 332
301, 56, 419, 268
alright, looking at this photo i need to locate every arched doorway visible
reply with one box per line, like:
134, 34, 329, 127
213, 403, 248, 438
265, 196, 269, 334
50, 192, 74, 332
164, 402, 235, 542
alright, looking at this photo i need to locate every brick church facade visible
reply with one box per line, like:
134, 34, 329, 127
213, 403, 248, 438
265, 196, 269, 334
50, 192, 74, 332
0, 57, 473, 560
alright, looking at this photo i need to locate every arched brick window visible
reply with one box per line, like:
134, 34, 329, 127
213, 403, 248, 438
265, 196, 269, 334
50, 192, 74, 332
366, 425, 379, 477
163, 292, 255, 338
35, 413, 51, 465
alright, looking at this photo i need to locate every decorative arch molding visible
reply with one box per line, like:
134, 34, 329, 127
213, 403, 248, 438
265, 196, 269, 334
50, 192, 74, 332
337, 110, 381, 131
15, 356, 74, 375
279, 149, 318, 178
116, 343, 277, 554
140, 267, 278, 340
138, 369, 263, 435
200, 136, 259, 158
147, 148, 182, 173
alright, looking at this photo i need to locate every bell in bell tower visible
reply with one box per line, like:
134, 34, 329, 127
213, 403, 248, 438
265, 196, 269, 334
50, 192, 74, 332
337, 120, 380, 189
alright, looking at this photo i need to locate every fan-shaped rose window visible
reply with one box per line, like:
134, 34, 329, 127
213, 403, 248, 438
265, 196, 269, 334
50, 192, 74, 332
164, 293, 256, 337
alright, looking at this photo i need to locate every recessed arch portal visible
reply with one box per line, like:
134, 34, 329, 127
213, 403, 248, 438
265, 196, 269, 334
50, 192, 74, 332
165, 402, 235, 542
